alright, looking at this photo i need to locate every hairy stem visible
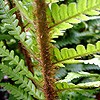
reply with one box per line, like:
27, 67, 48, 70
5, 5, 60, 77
34, 0, 56, 100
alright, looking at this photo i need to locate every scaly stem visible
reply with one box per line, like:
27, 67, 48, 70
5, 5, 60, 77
34, 0, 56, 100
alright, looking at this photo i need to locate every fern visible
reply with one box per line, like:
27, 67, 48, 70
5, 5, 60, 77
0, 0, 39, 57
0, 46, 44, 99
55, 71, 100, 90
0, 0, 100, 100
0, 64, 44, 100
58, 89, 97, 100
65, 64, 100, 72
47, 0, 100, 39
0, 46, 33, 79
0, 83, 33, 100
53, 41, 100, 66
56, 81, 100, 90
55, 63, 100, 80
54, 20, 100, 48
61, 72, 99, 82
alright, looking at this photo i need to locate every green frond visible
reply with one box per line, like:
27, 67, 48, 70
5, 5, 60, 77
55, 64, 100, 80
65, 64, 100, 72
0, 0, 39, 57
0, 83, 33, 100
46, 0, 64, 3
1, 0, 100, 99
58, 89, 97, 100
58, 72, 99, 82
47, 0, 100, 39
54, 18, 100, 47
53, 41, 100, 66
55, 68, 67, 79
0, 46, 44, 98
13, 0, 33, 24
56, 81, 100, 90
0, 70, 4, 81
0, 64, 44, 100
54, 31, 80, 48
0, 46, 33, 79
82, 57, 100, 66
0, 34, 13, 40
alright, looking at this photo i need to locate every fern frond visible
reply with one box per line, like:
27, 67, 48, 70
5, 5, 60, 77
0, 64, 44, 100
0, 46, 33, 79
59, 72, 99, 82
58, 88, 97, 100
82, 57, 100, 66
46, 0, 64, 3
47, 0, 100, 39
56, 81, 100, 90
0, 83, 33, 100
55, 63, 100, 80
0, 70, 4, 81
0, 46, 43, 93
65, 64, 100, 72
0, 0, 39, 58
55, 68, 67, 80
13, 0, 33, 24
53, 41, 100, 66
54, 31, 80, 47
54, 27, 100, 48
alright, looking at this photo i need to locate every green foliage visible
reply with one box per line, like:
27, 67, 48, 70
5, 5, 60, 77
0, 46, 33, 79
0, 64, 44, 100
55, 63, 100, 80
56, 81, 100, 90
55, 19, 100, 48
53, 41, 100, 66
0, 70, 4, 81
0, 83, 33, 100
61, 72, 99, 82
14, 0, 34, 24
46, 0, 64, 3
0, 0, 100, 100
0, 0, 39, 56
47, 0, 100, 39
0, 46, 44, 99
58, 89, 97, 100
65, 64, 100, 72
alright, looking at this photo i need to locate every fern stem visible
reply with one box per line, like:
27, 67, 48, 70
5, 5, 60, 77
34, 0, 56, 100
